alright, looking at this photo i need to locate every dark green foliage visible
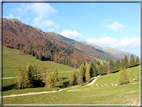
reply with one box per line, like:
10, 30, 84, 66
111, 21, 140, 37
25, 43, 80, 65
95, 61, 100, 65
109, 59, 114, 73
124, 55, 129, 69
73, 70, 79, 85
39, 52, 43, 61
32, 50, 35, 56
98, 64, 105, 75
130, 54, 135, 67
136, 56, 139, 65
114, 59, 120, 72
63, 58, 66, 65
46, 54, 50, 60
68, 59, 70, 66
117, 68, 130, 85
36, 54, 39, 59
120, 58, 125, 69
91, 63, 97, 77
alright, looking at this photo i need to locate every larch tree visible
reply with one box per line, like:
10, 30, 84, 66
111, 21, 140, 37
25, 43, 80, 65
68, 72, 74, 86
24, 66, 31, 88
117, 68, 130, 85
53, 68, 59, 87
58, 71, 63, 87
85, 63, 91, 82
79, 63, 86, 81
16, 67, 22, 89
77, 70, 83, 85
46, 72, 53, 87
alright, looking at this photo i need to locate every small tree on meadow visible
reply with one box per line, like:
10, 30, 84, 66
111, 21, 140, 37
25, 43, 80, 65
58, 71, 63, 87
117, 68, 130, 85
46, 72, 53, 87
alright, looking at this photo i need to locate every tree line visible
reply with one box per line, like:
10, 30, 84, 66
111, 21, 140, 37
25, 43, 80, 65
16, 62, 63, 89
68, 54, 140, 86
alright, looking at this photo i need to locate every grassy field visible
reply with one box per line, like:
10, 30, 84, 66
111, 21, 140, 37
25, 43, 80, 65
3, 66, 140, 105
3, 46, 75, 88
95, 66, 139, 85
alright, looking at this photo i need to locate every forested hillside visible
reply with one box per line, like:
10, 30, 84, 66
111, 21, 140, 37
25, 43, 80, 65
2, 18, 97, 68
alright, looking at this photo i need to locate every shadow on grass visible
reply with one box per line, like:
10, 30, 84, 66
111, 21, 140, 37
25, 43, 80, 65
2, 83, 17, 91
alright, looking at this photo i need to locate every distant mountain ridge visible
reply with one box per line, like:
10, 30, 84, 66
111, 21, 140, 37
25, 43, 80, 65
83, 41, 138, 60
46, 32, 117, 62
102, 47, 138, 60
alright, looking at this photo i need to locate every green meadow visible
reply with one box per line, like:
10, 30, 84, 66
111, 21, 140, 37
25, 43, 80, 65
2, 46, 140, 104
3, 46, 75, 88
3, 66, 140, 104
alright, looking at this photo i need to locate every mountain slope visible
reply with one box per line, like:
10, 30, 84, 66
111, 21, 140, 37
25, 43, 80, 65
46, 32, 117, 62
103, 47, 138, 60
2, 18, 96, 67
46, 32, 74, 44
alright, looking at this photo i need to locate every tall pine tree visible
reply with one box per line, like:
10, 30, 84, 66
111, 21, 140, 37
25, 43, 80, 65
130, 54, 135, 67
124, 55, 129, 69
136, 56, 139, 66
109, 59, 114, 73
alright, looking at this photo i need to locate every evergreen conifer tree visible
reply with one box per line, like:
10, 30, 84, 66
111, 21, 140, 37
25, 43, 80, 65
109, 59, 114, 73
136, 56, 140, 65
130, 54, 135, 67
124, 55, 129, 69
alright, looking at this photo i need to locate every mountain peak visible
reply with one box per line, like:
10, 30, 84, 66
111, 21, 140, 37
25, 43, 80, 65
3, 18, 21, 24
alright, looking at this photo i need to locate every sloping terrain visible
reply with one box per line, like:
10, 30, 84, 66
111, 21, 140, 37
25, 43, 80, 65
46, 32, 117, 62
103, 46, 138, 60
3, 66, 140, 104
2, 18, 96, 65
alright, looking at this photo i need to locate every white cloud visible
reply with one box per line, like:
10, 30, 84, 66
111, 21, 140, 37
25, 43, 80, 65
4, 13, 21, 19
11, 3, 59, 30
60, 30, 85, 40
85, 36, 140, 49
104, 22, 125, 31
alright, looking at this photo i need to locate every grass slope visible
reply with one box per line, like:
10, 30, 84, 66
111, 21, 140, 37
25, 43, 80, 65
3, 66, 140, 104
95, 66, 139, 85
3, 46, 75, 87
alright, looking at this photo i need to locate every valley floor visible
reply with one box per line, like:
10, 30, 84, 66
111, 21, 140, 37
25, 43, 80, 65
3, 81, 140, 105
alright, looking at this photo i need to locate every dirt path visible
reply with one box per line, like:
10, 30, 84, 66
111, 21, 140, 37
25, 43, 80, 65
3, 76, 99, 98
2, 71, 72, 80
86, 75, 100, 86
3, 89, 65, 98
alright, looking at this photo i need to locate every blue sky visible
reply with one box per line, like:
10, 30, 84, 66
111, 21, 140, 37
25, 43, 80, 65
3, 2, 140, 57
